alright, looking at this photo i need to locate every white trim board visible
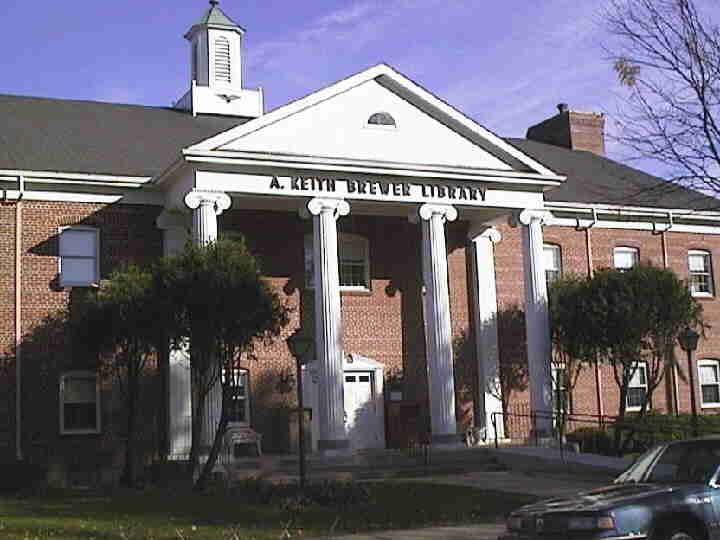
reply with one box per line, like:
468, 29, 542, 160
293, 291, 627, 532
1, 189, 164, 206
550, 216, 720, 235
0, 170, 152, 185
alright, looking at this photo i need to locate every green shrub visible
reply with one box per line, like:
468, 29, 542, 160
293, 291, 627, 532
566, 427, 613, 455
615, 411, 720, 453
231, 477, 372, 509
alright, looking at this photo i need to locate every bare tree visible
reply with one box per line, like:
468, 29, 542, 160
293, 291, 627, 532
605, 0, 720, 202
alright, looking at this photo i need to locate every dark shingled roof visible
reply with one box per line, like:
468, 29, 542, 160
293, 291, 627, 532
507, 138, 720, 212
0, 94, 246, 177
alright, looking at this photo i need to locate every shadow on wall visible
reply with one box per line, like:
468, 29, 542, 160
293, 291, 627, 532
452, 304, 529, 440
7, 297, 161, 481
26, 202, 163, 293
250, 368, 294, 453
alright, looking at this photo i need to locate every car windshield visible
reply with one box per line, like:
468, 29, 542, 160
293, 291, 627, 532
615, 445, 665, 484
617, 440, 720, 485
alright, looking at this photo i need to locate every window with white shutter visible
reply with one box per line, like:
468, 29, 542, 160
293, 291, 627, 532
214, 36, 231, 84
59, 227, 99, 287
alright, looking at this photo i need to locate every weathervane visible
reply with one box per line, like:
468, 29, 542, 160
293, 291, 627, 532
209, 0, 219, 6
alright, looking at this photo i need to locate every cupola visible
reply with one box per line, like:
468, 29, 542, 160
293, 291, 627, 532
174, 1, 263, 118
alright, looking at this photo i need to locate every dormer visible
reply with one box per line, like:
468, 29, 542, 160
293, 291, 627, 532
175, 1, 263, 118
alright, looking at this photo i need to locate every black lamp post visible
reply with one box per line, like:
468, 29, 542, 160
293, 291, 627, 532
678, 327, 700, 437
286, 327, 314, 489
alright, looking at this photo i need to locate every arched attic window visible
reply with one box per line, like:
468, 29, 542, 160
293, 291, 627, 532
214, 36, 232, 84
367, 112, 396, 128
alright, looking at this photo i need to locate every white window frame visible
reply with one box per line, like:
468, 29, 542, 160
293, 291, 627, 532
59, 371, 101, 435
543, 243, 562, 284
58, 226, 99, 288
614, 246, 639, 271
699, 359, 720, 408
551, 364, 569, 421
304, 233, 370, 291
689, 250, 714, 297
221, 367, 250, 426
626, 362, 648, 412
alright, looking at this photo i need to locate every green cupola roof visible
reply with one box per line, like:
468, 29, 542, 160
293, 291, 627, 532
186, 1, 245, 38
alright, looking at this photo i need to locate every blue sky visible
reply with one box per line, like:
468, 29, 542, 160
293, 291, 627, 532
1, 0, 718, 163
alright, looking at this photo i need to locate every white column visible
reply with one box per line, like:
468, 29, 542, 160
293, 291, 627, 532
417, 203, 458, 444
184, 190, 231, 244
468, 225, 504, 440
307, 197, 350, 452
156, 210, 191, 460
514, 209, 554, 436
183, 190, 232, 458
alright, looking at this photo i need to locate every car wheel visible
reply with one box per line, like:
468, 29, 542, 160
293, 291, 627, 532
662, 526, 702, 540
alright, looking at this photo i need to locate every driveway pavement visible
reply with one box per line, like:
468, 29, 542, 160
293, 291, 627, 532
321, 523, 507, 540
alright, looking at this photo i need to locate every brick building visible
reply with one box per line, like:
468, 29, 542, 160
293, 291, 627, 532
2, 2, 720, 477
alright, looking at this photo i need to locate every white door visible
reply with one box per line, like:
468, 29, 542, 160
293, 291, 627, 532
343, 372, 382, 449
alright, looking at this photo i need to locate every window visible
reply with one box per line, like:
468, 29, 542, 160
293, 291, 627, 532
367, 112, 396, 128
551, 365, 569, 417
614, 246, 639, 271
627, 363, 648, 411
304, 234, 370, 290
60, 371, 100, 434
59, 227, 99, 287
689, 250, 714, 296
222, 368, 249, 424
214, 36, 231, 84
700, 359, 720, 407
543, 244, 562, 283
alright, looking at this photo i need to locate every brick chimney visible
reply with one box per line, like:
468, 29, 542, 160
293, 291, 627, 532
526, 103, 605, 155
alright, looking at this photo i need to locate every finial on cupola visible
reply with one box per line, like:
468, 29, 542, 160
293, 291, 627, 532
209, 0, 219, 6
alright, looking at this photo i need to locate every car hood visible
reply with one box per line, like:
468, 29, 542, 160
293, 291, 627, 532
515, 483, 675, 514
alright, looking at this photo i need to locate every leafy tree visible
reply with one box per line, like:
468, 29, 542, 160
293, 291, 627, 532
496, 305, 529, 417
73, 265, 170, 487
604, 0, 720, 200
548, 276, 597, 430
156, 238, 289, 491
550, 264, 702, 451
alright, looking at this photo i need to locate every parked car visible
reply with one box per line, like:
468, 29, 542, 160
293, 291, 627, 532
499, 437, 720, 540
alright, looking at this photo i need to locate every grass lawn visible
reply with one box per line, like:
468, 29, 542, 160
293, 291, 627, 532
0, 482, 534, 539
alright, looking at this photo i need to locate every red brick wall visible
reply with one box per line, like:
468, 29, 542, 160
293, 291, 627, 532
4, 201, 163, 467
8, 199, 720, 461
494, 223, 720, 438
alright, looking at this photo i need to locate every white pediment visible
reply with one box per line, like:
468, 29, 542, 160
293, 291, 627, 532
217, 79, 511, 170
188, 64, 561, 180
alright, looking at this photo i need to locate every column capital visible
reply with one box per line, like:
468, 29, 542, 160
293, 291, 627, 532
184, 190, 232, 215
307, 198, 350, 218
467, 224, 501, 244
510, 209, 553, 228
418, 203, 457, 223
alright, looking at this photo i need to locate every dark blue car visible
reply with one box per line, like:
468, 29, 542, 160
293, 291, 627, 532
500, 438, 720, 540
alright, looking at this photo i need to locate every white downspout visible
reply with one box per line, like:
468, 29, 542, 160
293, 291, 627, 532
575, 208, 603, 418
14, 176, 24, 461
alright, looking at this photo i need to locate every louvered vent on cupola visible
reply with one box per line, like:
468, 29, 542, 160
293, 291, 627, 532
214, 36, 232, 84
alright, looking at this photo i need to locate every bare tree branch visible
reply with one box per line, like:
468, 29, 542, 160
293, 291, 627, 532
604, 0, 720, 197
